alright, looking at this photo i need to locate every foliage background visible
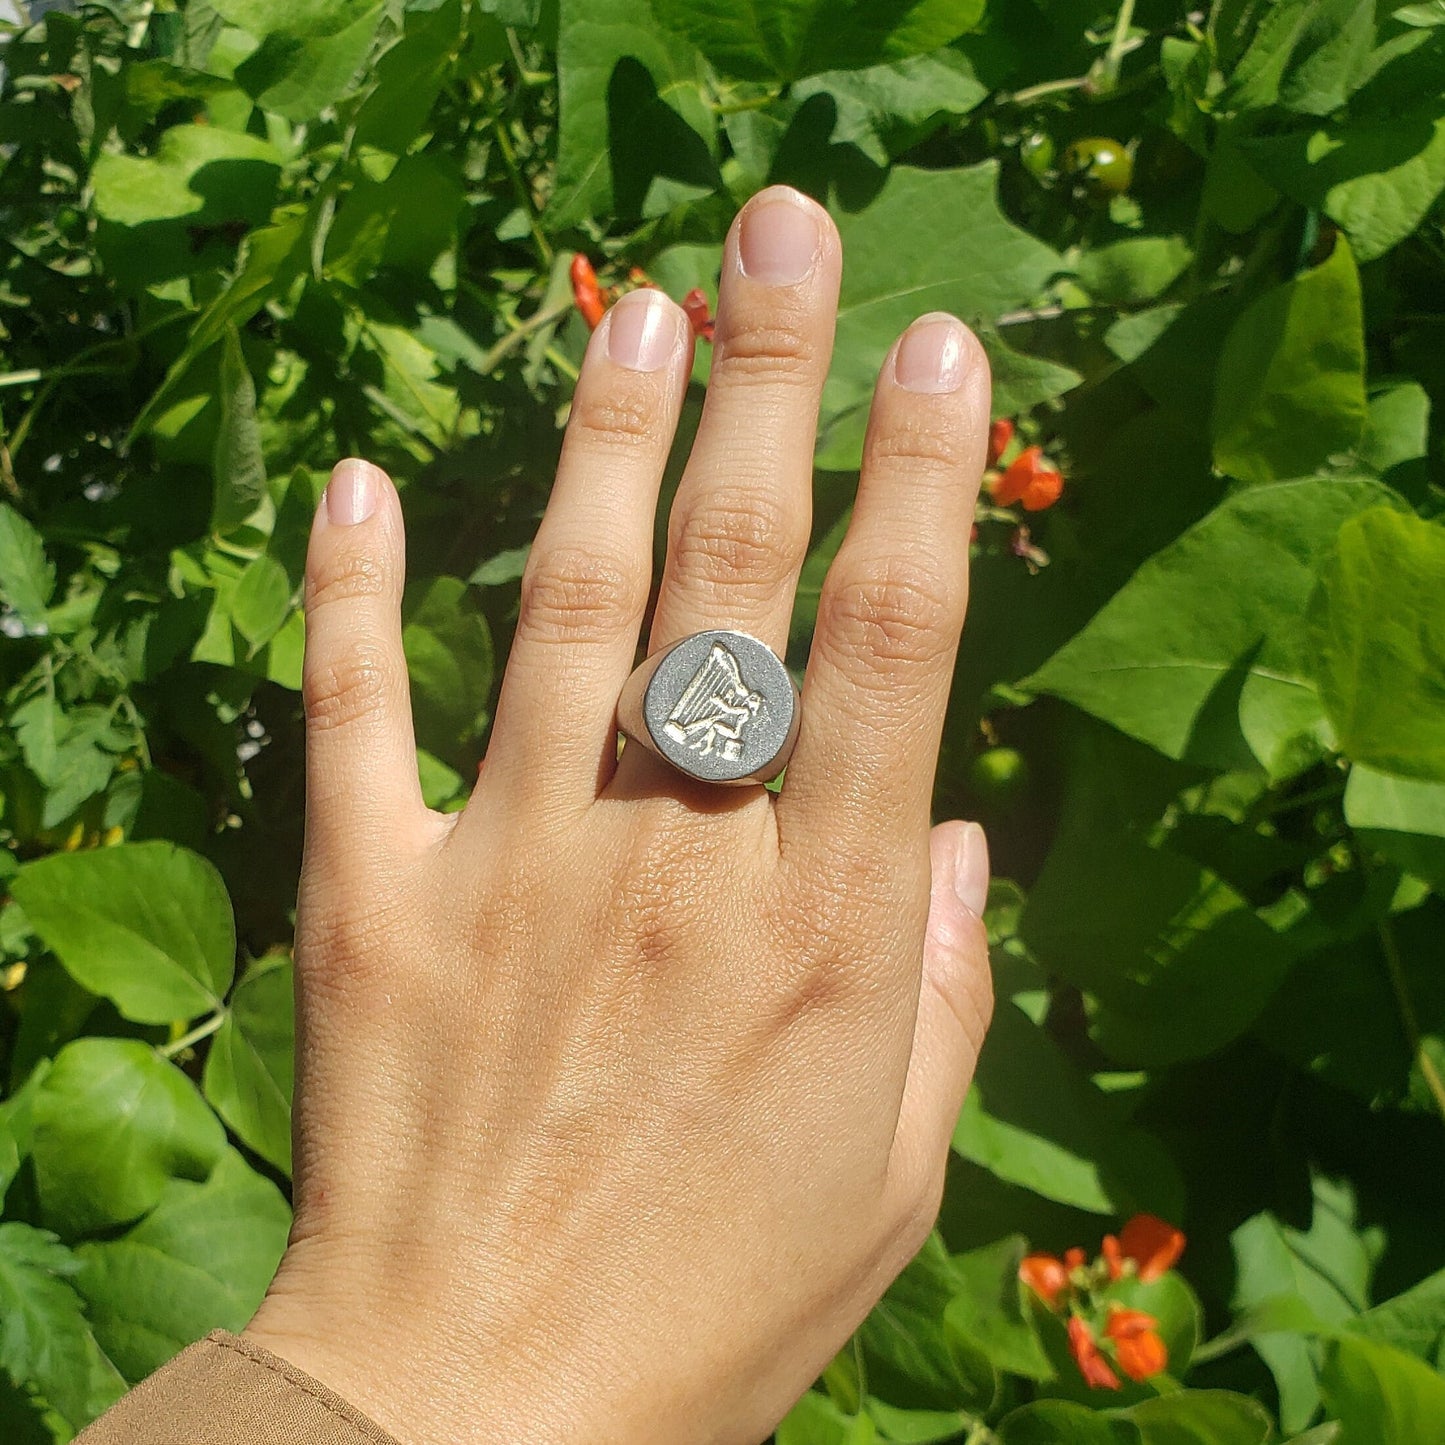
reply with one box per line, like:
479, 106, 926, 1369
1, 0, 1443, 1440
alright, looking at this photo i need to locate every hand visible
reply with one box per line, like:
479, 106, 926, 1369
242, 184, 994, 1445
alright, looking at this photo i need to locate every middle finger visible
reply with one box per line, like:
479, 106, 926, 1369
644, 185, 842, 659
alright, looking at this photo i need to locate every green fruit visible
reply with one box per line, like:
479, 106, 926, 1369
1020, 131, 1055, 180
968, 747, 1030, 803
1062, 136, 1133, 197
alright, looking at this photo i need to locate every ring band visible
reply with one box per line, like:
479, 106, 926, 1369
617, 629, 800, 785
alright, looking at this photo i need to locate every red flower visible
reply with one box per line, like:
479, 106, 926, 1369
1019, 1253, 1070, 1310
570, 253, 607, 330
1105, 1305, 1169, 1382
990, 445, 1063, 511
1118, 1214, 1185, 1283
681, 287, 715, 342
1102, 1233, 1124, 1282
986, 417, 1015, 467
1063, 1246, 1086, 1271
1067, 1315, 1121, 1391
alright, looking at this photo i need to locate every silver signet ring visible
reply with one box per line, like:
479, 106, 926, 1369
616, 629, 800, 785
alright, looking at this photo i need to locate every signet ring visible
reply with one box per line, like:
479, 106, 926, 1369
616, 629, 800, 786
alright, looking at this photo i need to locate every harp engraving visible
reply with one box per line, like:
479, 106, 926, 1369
661, 643, 763, 762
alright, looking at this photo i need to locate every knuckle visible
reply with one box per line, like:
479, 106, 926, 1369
819, 558, 961, 672
713, 312, 819, 387
670, 490, 805, 590
306, 547, 391, 616
518, 545, 646, 644
567, 384, 658, 449
867, 414, 971, 478
303, 644, 393, 734
296, 893, 407, 995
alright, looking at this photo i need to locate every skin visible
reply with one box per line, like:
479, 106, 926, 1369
242, 184, 995, 1445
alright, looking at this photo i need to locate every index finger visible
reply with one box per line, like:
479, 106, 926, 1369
776, 313, 990, 861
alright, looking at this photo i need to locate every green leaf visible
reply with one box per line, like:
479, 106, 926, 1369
1025, 477, 1402, 776
818, 163, 1061, 470
0, 1223, 125, 1431
228, 554, 292, 652
548, 0, 719, 230
1111, 1391, 1275, 1445
11, 842, 236, 1024
0, 507, 54, 628
944, 1235, 1053, 1381
203, 954, 294, 1174
999, 1400, 1139, 1444
1246, 102, 1445, 262
1349, 1266, 1445, 1363
324, 151, 465, 287
1320, 1335, 1445, 1444
1307, 508, 1445, 781
953, 1001, 1180, 1212
1220, 0, 1373, 114
1229, 1174, 1379, 1432
31, 1038, 227, 1239
777, 1391, 879, 1444
90, 124, 281, 290
74, 1149, 290, 1384
1212, 237, 1367, 486
402, 576, 495, 760
467, 545, 531, 587
213, 324, 267, 535
1344, 765, 1445, 888
653, 0, 984, 82
1075, 235, 1193, 307
234, 5, 384, 120
353, 0, 465, 154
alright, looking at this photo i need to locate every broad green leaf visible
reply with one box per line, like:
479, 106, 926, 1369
999, 1400, 1139, 1444
74, 1149, 290, 1384
1360, 381, 1431, 490
981, 332, 1083, 419
0, 1223, 125, 1431
944, 1235, 1053, 1382
1345, 765, 1445, 888
1023, 836, 1295, 1067
818, 164, 1061, 470
325, 151, 465, 287
467, 545, 531, 587
0, 1062, 49, 1202
353, 0, 465, 154
1075, 235, 1193, 307
91, 124, 281, 290
1212, 237, 1367, 485
1247, 102, 1445, 262
953, 1001, 1180, 1211
208, 0, 357, 32
402, 576, 495, 760
1320, 1335, 1445, 1444
1230, 1174, 1379, 1432
31, 1039, 226, 1239
234, 5, 384, 120
859, 1234, 997, 1414
1258, 902, 1445, 1114
1111, 1391, 1274, 1445
0, 507, 54, 628
203, 954, 294, 1173
548, 0, 719, 230
863, 1399, 973, 1443
1025, 477, 1402, 776
213, 325, 267, 534
1307, 508, 1445, 781
653, 0, 983, 81
1349, 1267, 1445, 1363
1220, 0, 1373, 113
229, 554, 292, 651
777, 1391, 879, 1445
11, 842, 236, 1024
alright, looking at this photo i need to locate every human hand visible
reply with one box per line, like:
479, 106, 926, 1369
243, 184, 994, 1445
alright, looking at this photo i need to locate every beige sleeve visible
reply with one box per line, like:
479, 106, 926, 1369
74, 1330, 402, 1445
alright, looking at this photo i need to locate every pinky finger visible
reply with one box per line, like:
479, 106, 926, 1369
888, 821, 993, 1207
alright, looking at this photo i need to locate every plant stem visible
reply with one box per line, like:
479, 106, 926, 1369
490, 111, 553, 271
1103, 0, 1138, 89
159, 1009, 226, 1059
1377, 911, 1445, 1123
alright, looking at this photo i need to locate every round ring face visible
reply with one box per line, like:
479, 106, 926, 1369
642, 630, 797, 783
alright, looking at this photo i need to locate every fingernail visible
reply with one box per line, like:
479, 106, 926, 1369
607, 288, 681, 372
896, 314, 967, 394
953, 822, 990, 918
738, 188, 821, 285
326, 458, 382, 525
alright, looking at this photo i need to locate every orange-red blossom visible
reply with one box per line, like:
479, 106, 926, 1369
1020, 1213, 1185, 1388
991, 444, 1064, 511
570, 254, 716, 341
